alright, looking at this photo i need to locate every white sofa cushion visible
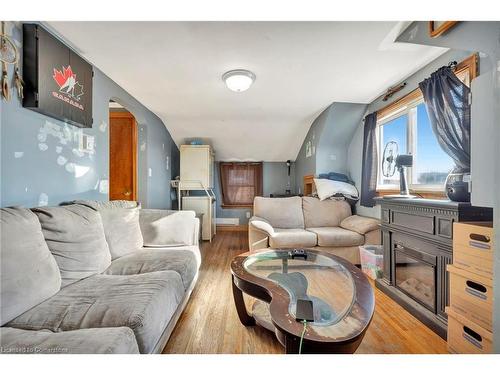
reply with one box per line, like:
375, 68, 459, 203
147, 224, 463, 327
7, 272, 184, 354
253, 196, 304, 229
0, 327, 139, 354
140, 209, 198, 247
302, 196, 352, 228
71, 200, 144, 260
99, 207, 143, 260
32, 205, 111, 287
104, 247, 199, 290
0, 207, 61, 325
307, 227, 364, 247
269, 228, 317, 248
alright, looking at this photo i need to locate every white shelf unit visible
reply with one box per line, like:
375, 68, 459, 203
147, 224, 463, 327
174, 145, 216, 241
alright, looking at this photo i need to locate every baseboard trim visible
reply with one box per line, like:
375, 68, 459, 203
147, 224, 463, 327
216, 224, 248, 232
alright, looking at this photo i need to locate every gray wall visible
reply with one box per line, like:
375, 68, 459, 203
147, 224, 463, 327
294, 102, 366, 194
0, 22, 179, 209
213, 161, 296, 225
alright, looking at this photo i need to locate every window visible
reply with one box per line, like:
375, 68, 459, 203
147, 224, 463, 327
377, 101, 455, 191
219, 162, 263, 207
376, 54, 477, 196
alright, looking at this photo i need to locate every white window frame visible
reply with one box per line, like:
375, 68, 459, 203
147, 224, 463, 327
376, 98, 452, 192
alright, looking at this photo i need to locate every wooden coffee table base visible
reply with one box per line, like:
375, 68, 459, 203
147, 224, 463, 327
231, 250, 375, 354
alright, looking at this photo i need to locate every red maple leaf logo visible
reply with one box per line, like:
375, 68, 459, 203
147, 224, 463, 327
53, 66, 76, 88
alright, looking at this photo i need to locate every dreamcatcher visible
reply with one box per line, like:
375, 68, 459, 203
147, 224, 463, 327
1, 21, 24, 101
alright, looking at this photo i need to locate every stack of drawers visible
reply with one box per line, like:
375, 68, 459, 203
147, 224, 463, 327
446, 222, 494, 354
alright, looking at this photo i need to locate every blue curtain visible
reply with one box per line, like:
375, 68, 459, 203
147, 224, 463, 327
419, 66, 471, 173
360, 112, 378, 207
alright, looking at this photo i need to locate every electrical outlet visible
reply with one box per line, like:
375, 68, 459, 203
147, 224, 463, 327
246, 211, 251, 219
148, 168, 152, 177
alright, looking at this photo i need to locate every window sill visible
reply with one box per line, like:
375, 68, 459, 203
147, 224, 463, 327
221, 204, 253, 209
376, 189, 447, 200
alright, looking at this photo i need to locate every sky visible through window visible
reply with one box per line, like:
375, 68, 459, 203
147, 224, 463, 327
380, 103, 454, 187
414, 103, 454, 185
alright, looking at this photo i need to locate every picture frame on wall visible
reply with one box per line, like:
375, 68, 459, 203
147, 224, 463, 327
22, 23, 93, 128
428, 21, 458, 38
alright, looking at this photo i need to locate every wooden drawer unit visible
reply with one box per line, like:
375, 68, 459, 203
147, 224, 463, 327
447, 265, 493, 331
453, 222, 493, 279
446, 307, 493, 354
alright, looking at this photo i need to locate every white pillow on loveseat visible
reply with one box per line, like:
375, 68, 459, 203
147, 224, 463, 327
313, 178, 359, 201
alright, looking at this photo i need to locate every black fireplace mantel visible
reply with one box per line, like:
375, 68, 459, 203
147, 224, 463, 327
374, 197, 492, 339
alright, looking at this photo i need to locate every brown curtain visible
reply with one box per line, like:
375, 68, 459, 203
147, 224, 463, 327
219, 162, 263, 207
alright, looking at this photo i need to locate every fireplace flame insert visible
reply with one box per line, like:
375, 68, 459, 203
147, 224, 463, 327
394, 243, 437, 313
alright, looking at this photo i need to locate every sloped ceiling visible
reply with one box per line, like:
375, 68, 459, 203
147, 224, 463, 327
46, 21, 447, 161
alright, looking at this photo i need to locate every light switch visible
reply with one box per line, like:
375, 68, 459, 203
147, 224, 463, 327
148, 168, 152, 177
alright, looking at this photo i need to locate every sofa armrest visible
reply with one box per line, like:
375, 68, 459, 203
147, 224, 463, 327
249, 216, 275, 236
139, 209, 199, 247
248, 216, 274, 251
340, 215, 380, 235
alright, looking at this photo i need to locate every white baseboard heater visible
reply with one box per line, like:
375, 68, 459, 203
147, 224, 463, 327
216, 218, 240, 226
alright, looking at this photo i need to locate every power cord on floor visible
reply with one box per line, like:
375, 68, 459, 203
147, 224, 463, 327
298, 320, 307, 354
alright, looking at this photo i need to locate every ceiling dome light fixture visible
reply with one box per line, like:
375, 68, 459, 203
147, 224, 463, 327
222, 69, 256, 92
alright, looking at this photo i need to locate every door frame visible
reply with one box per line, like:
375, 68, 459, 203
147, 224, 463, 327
109, 111, 138, 201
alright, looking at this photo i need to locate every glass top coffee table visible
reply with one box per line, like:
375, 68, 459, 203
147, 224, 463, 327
230, 249, 374, 354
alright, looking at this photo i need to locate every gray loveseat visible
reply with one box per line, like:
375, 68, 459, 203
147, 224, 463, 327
0, 201, 200, 354
249, 196, 380, 264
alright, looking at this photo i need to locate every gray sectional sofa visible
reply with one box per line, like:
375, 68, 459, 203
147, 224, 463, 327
249, 196, 380, 264
0, 201, 200, 354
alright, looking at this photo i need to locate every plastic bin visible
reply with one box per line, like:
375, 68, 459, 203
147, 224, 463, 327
359, 245, 384, 280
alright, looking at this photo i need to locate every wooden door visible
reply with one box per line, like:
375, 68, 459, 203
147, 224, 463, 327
109, 111, 137, 201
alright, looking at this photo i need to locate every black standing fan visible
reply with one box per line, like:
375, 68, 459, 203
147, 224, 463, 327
382, 141, 415, 198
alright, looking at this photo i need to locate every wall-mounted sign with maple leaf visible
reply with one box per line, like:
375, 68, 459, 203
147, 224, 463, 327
23, 24, 93, 128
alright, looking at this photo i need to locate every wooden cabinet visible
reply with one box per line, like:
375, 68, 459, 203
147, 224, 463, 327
447, 222, 494, 353
453, 222, 494, 279
446, 307, 493, 354
180, 145, 214, 189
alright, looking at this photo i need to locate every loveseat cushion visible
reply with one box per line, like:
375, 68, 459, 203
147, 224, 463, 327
104, 248, 198, 289
0, 207, 61, 326
32, 205, 111, 287
306, 227, 364, 247
7, 272, 184, 354
253, 196, 305, 229
269, 228, 317, 248
340, 215, 380, 235
73, 200, 144, 260
140, 209, 198, 247
0, 327, 139, 354
302, 196, 352, 228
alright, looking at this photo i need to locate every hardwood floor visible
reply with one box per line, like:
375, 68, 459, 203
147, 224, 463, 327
162, 231, 447, 354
